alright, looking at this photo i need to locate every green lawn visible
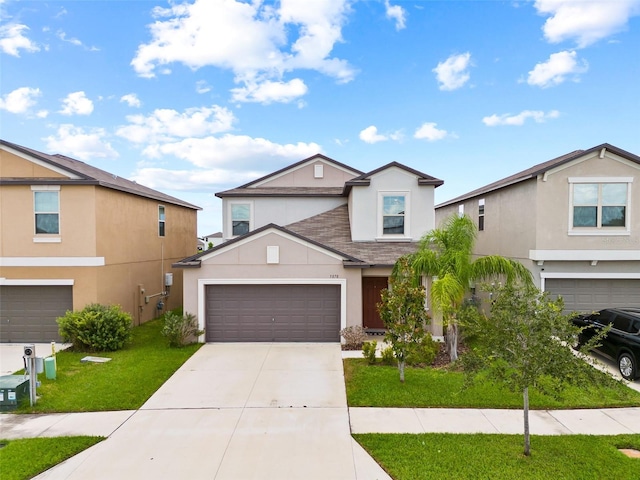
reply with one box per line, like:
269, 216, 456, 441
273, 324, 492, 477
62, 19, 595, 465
0, 436, 104, 480
15, 319, 201, 413
344, 359, 640, 408
355, 433, 640, 480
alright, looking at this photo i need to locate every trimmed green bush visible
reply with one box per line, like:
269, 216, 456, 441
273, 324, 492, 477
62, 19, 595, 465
406, 332, 440, 366
362, 341, 377, 364
161, 311, 203, 347
381, 346, 395, 366
57, 304, 132, 352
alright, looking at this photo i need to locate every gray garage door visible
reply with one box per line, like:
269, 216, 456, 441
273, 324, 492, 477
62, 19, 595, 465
205, 284, 340, 342
546, 279, 640, 313
0, 285, 72, 343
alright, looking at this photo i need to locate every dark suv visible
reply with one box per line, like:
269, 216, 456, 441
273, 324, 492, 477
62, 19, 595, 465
573, 308, 640, 381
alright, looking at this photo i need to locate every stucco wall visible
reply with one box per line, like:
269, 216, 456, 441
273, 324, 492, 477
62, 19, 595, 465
255, 160, 357, 187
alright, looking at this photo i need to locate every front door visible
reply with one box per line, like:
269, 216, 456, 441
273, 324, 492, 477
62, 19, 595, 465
362, 277, 388, 330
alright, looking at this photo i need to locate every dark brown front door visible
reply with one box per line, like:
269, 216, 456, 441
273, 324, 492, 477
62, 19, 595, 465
362, 277, 388, 330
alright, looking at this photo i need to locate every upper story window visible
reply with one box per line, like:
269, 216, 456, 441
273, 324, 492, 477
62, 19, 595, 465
231, 203, 251, 236
33, 188, 60, 235
458, 204, 464, 217
569, 178, 631, 234
478, 199, 485, 231
382, 194, 406, 235
158, 205, 166, 237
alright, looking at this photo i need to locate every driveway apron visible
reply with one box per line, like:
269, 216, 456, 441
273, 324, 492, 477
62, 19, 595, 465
33, 343, 378, 480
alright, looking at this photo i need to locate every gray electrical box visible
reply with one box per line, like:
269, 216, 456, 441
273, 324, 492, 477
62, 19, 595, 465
0, 375, 29, 411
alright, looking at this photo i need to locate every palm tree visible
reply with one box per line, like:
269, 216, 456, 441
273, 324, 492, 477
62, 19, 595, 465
406, 213, 533, 361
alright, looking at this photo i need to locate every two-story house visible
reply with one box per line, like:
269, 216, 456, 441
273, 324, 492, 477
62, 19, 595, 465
0, 139, 200, 343
436, 143, 640, 312
175, 154, 443, 342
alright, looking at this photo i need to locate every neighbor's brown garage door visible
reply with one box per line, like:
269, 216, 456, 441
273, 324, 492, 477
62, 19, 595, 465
0, 285, 72, 343
205, 284, 340, 342
546, 279, 640, 313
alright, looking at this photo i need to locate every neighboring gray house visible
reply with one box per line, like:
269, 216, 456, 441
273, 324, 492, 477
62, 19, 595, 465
436, 143, 640, 312
175, 154, 444, 342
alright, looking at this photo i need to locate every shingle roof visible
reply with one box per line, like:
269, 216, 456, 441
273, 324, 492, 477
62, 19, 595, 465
1, 139, 200, 210
436, 143, 640, 208
286, 204, 418, 266
345, 161, 444, 191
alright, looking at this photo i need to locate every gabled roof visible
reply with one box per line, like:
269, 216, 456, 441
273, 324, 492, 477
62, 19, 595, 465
436, 143, 640, 208
173, 221, 363, 268
1, 139, 200, 210
215, 153, 364, 199
344, 161, 444, 193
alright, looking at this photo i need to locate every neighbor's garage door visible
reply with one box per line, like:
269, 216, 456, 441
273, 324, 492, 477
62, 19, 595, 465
0, 285, 72, 343
546, 279, 640, 313
205, 284, 340, 342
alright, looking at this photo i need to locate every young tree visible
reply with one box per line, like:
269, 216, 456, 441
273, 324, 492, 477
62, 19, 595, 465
408, 214, 533, 361
462, 283, 609, 456
378, 256, 429, 382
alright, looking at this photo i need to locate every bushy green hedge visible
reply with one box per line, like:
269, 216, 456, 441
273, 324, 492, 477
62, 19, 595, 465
161, 311, 203, 347
57, 304, 132, 352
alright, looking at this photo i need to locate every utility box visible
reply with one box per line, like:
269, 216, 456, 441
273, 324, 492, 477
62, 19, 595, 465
0, 375, 29, 411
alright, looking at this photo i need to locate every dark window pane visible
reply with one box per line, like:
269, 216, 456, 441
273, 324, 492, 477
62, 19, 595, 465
478, 216, 484, 231
36, 214, 59, 234
383, 216, 404, 234
159, 222, 165, 237
602, 206, 625, 226
573, 206, 597, 227
233, 220, 250, 236
611, 315, 631, 332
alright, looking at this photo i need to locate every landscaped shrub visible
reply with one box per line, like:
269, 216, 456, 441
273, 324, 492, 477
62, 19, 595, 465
406, 332, 440, 366
380, 346, 395, 366
57, 304, 132, 352
362, 341, 377, 364
340, 325, 368, 350
161, 311, 203, 347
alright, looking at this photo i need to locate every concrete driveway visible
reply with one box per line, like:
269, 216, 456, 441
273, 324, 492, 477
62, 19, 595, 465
32, 343, 389, 480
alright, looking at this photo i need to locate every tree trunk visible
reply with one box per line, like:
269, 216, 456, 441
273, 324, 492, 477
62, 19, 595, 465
399, 359, 405, 383
447, 321, 458, 362
523, 386, 530, 456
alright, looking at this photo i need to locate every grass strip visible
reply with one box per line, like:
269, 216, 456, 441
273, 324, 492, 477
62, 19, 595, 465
15, 319, 201, 413
354, 433, 640, 480
0, 436, 103, 480
344, 359, 640, 408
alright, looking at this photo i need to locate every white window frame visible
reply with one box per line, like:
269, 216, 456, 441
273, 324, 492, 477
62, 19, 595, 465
478, 198, 485, 231
568, 177, 632, 236
32, 185, 61, 240
158, 205, 166, 237
458, 204, 464, 217
378, 192, 410, 239
229, 201, 253, 237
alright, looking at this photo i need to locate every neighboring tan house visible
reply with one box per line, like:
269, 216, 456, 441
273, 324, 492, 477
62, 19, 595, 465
435, 143, 640, 312
175, 154, 444, 342
0, 139, 200, 343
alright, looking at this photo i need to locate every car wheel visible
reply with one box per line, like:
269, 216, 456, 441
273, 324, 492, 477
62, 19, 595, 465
618, 353, 637, 381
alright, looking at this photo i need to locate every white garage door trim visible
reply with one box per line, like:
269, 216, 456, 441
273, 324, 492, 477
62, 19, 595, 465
197, 278, 347, 342
0, 278, 74, 286
540, 272, 640, 291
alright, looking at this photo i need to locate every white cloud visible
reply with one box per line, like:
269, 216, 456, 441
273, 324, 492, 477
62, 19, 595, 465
0, 23, 40, 56
359, 125, 403, 144
131, 0, 355, 103
116, 105, 236, 144
196, 80, 211, 94
535, 0, 640, 48
43, 125, 119, 160
59, 91, 94, 116
129, 167, 262, 192
231, 78, 308, 104
140, 135, 321, 170
385, 0, 407, 30
120, 93, 141, 108
414, 122, 451, 141
433, 52, 472, 91
482, 110, 560, 126
0, 86, 41, 114
527, 50, 588, 88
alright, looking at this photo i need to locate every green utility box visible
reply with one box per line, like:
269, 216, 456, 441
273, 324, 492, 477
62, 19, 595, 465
0, 375, 30, 411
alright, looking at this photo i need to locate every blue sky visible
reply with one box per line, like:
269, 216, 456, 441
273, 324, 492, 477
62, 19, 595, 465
2, 0, 639, 236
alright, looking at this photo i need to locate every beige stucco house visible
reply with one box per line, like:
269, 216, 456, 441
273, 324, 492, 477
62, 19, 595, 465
0, 139, 200, 342
436, 143, 640, 312
175, 154, 443, 342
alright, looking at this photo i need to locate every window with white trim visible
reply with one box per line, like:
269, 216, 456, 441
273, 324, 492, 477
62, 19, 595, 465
478, 199, 485, 231
458, 204, 464, 217
570, 179, 631, 232
380, 194, 407, 236
158, 205, 166, 237
34, 190, 60, 234
231, 203, 251, 236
